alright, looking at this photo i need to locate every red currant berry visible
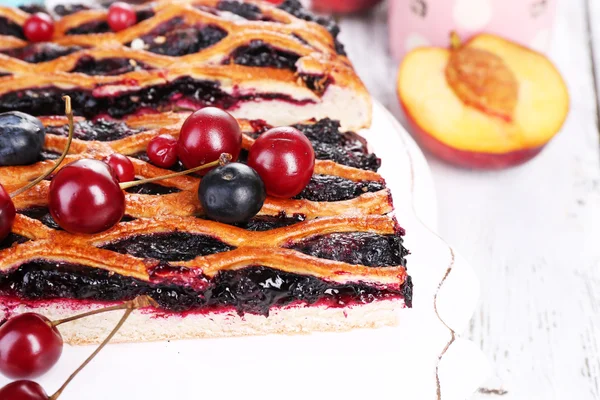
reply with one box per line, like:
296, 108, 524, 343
0, 380, 48, 400
0, 313, 63, 379
107, 2, 137, 32
177, 108, 242, 173
0, 184, 16, 242
49, 159, 125, 234
23, 13, 54, 43
248, 127, 315, 198
104, 154, 135, 182
147, 134, 178, 168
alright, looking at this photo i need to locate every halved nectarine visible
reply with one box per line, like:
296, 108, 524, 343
397, 33, 569, 169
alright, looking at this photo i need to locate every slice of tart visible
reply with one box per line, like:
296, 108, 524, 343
0, 0, 371, 130
0, 0, 411, 344
0, 114, 412, 344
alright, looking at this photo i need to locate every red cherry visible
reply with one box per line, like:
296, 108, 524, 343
104, 154, 135, 182
0, 313, 63, 379
177, 108, 242, 173
0, 184, 16, 242
23, 13, 54, 43
48, 159, 125, 234
0, 380, 48, 400
147, 134, 179, 168
107, 2, 137, 32
248, 127, 315, 198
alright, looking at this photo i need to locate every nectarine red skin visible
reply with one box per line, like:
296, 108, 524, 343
402, 103, 543, 169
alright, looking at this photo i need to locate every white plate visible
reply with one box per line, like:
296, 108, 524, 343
0, 102, 490, 399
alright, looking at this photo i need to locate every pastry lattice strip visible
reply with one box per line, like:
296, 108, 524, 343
4, 213, 407, 287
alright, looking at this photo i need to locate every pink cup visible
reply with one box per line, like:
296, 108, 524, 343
389, 0, 557, 61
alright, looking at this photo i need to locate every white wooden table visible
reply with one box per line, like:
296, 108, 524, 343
338, 1, 600, 399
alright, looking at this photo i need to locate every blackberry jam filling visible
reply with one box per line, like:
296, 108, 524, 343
0, 16, 25, 39
293, 119, 380, 171
128, 18, 227, 56
19, 4, 48, 14
289, 232, 408, 267
19, 207, 61, 230
0, 233, 29, 251
0, 77, 312, 118
45, 119, 141, 141
19, 206, 134, 230
38, 149, 61, 161
226, 40, 300, 71
1, 43, 83, 64
135, 8, 156, 23
143, 25, 228, 56
124, 182, 181, 195
66, 20, 110, 35
54, 3, 93, 16
0, 262, 411, 314
278, 0, 346, 56
217, 1, 265, 21
101, 232, 234, 261
70, 56, 153, 76
232, 213, 306, 231
294, 175, 385, 202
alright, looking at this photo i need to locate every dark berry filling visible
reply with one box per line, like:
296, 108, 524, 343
124, 182, 181, 195
135, 8, 156, 23
232, 213, 305, 231
100, 232, 234, 261
216, 1, 265, 20
289, 232, 408, 267
0, 16, 25, 39
127, 18, 227, 56
0, 262, 411, 314
226, 40, 300, 71
70, 56, 153, 76
277, 0, 346, 56
18, 206, 134, 230
38, 149, 61, 161
292, 119, 380, 171
19, 4, 49, 14
0, 43, 83, 64
0, 77, 313, 118
19, 206, 61, 230
45, 119, 141, 141
294, 175, 385, 202
54, 4, 94, 16
66, 20, 110, 35
0, 233, 29, 251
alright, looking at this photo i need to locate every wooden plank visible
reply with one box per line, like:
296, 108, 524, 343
340, 0, 600, 398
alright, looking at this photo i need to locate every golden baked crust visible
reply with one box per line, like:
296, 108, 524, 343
0, 0, 372, 129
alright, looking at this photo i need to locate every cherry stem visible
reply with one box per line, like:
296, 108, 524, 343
48, 296, 156, 400
450, 31, 461, 49
10, 95, 75, 199
118, 152, 232, 190
51, 303, 133, 327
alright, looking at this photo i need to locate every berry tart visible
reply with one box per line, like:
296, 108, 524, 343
0, 0, 412, 345
0, 0, 371, 130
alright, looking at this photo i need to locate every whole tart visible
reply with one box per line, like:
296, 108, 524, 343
0, 0, 412, 344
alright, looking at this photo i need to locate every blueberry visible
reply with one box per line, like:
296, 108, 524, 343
0, 111, 46, 166
199, 163, 266, 224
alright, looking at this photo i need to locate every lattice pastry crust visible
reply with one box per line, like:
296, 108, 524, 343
0, 0, 371, 130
